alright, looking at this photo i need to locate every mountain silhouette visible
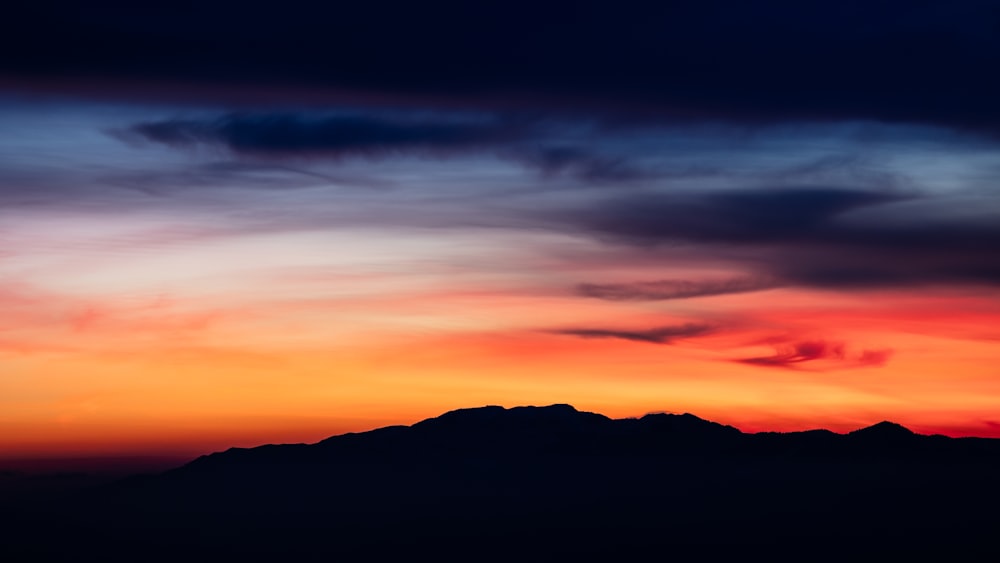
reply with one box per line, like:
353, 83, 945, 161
849, 419, 915, 438
3, 404, 999, 562
172, 405, 996, 472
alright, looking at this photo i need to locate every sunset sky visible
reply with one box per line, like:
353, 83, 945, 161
3, 0, 1000, 459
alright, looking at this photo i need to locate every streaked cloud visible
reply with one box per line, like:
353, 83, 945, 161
577, 276, 780, 301
736, 339, 893, 370
550, 323, 716, 345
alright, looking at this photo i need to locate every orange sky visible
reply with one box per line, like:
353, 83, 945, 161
2, 104, 1000, 459
3, 225, 999, 459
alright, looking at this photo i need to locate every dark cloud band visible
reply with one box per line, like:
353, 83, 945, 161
578, 276, 780, 301
5, 1, 1000, 134
567, 187, 1000, 288
551, 323, 716, 345
124, 113, 530, 157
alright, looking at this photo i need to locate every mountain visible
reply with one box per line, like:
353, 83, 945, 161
179, 404, 743, 471
173, 404, 998, 472
3, 404, 999, 562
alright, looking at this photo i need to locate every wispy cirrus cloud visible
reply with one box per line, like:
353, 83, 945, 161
101, 160, 395, 194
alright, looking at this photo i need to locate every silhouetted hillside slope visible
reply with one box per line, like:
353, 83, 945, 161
3, 405, 999, 562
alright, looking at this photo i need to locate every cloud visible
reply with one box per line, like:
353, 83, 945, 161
575, 187, 906, 245
550, 323, 715, 344
515, 147, 648, 183
102, 160, 394, 195
121, 113, 532, 157
736, 340, 893, 370
738, 340, 845, 367
577, 276, 780, 301
5, 1, 1000, 135
119, 113, 656, 185
856, 349, 894, 366
566, 187, 1000, 288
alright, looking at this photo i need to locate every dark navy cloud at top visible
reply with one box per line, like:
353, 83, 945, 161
3, 0, 1000, 133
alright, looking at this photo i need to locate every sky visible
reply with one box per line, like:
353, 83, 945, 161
2, 0, 1000, 458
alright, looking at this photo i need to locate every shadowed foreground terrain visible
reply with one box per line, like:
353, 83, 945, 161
3, 404, 999, 562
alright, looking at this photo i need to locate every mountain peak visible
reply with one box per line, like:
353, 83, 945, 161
421, 404, 581, 424
414, 403, 601, 431
849, 420, 916, 439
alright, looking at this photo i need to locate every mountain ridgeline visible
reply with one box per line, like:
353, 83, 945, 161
177, 404, 995, 470
5, 405, 1000, 562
